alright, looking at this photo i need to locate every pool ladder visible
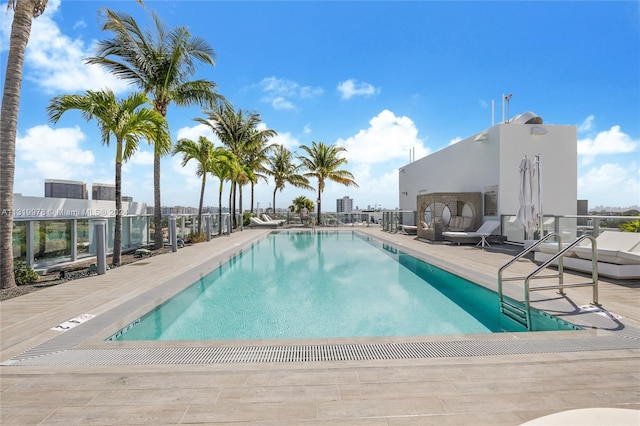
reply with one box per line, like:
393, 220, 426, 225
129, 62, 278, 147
498, 233, 599, 330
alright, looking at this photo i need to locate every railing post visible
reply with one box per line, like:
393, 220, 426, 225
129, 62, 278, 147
557, 236, 565, 295
94, 218, 107, 275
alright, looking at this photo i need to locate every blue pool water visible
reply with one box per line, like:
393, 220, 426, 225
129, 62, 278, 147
111, 231, 577, 341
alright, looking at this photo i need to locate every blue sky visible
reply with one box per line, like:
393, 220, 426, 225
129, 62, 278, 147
2, 0, 639, 211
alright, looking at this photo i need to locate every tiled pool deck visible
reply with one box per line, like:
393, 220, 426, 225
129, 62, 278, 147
1, 227, 639, 424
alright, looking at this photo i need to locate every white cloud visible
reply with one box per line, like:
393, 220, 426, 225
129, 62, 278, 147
300, 86, 324, 98
449, 137, 463, 145
1, 0, 129, 94
578, 114, 595, 133
258, 76, 323, 110
336, 79, 380, 100
271, 97, 295, 110
72, 19, 87, 30
271, 132, 300, 151
15, 125, 95, 187
175, 123, 219, 145
337, 110, 428, 165
479, 99, 488, 108
578, 162, 640, 208
128, 150, 154, 166
577, 125, 638, 164
303, 124, 312, 135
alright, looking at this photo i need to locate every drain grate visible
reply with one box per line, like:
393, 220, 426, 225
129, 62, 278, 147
4, 335, 639, 366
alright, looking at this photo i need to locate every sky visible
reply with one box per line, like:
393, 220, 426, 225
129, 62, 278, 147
2, 0, 639, 212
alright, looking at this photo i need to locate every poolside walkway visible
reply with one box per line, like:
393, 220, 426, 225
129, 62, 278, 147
1, 227, 639, 425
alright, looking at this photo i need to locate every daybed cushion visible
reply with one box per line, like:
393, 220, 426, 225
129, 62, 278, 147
534, 251, 640, 280
401, 225, 417, 235
572, 231, 640, 264
447, 215, 473, 232
535, 242, 579, 257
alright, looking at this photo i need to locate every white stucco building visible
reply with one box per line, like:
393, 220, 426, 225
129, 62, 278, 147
398, 112, 578, 242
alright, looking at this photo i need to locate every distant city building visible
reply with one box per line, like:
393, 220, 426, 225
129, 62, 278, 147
44, 179, 88, 199
159, 206, 199, 215
122, 196, 133, 202
337, 196, 353, 213
92, 183, 116, 201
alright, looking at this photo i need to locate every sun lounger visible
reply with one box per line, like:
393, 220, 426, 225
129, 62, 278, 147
534, 231, 640, 280
400, 225, 417, 235
249, 217, 280, 228
442, 220, 501, 248
262, 214, 285, 225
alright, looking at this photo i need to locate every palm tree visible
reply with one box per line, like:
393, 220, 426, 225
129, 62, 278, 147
209, 148, 238, 235
245, 128, 276, 213
289, 195, 314, 224
47, 90, 168, 266
172, 136, 214, 235
298, 141, 358, 225
266, 145, 312, 214
86, 8, 223, 249
196, 105, 275, 228
1, 0, 49, 288
234, 164, 254, 230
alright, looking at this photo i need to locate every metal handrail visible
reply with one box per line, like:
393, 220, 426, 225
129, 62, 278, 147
498, 232, 562, 304
523, 234, 599, 326
498, 233, 599, 330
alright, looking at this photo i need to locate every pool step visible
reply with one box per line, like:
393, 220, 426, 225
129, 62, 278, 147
500, 300, 529, 329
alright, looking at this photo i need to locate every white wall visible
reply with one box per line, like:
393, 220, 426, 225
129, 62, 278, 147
497, 124, 577, 216
399, 126, 501, 211
399, 120, 577, 218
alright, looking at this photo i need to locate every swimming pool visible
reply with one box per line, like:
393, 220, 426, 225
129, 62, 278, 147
111, 231, 578, 341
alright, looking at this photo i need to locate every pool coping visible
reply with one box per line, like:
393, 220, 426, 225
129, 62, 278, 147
3, 228, 639, 367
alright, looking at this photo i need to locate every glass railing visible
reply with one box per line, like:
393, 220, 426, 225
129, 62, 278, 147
12, 212, 232, 271
501, 214, 639, 244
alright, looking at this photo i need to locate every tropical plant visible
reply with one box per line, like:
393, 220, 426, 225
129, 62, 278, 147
172, 136, 215, 235
196, 105, 275, 228
86, 8, 223, 249
289, 195, 315, 223
13, 261, 39, 286
47, 90, 168, 266
1, 0, 49, 289
298, 141, 358, 225
266, 145, 312, 213
620, 215, 640, 232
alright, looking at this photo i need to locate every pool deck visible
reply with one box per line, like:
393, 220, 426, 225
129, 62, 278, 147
1, 226, 639, 425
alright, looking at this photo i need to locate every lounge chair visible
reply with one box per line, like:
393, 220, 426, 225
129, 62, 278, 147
262, 214, 285, 225
400, 225, 417, 235
249, 217, 280, 228
442, 220, 501, 248
534, 231, 640, 279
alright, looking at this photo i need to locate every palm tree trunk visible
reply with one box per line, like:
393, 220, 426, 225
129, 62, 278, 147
250, 183, 255, 213
238, 184, 243, 231
113, 156, 122, 266
1, 0, 39, 289
228, 182, 233, 233
231, 182, 237, 229
198, 174, 206, 235
153, 152, 163, 249
316, 185, 322, 225
218, 181, 223, 235
272, 188, 277, 217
